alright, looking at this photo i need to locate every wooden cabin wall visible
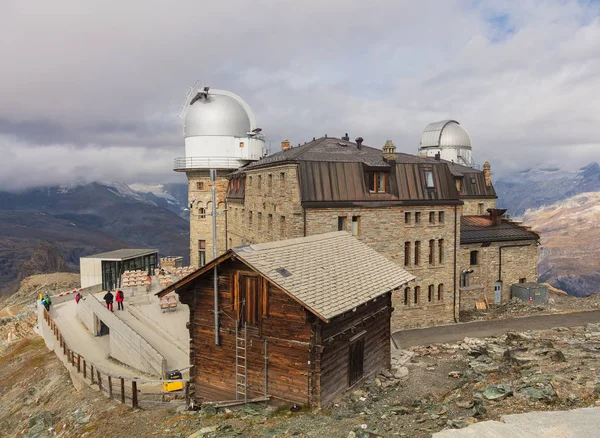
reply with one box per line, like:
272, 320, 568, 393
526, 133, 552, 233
316, 293, 392, 407
179, 258, 313, 404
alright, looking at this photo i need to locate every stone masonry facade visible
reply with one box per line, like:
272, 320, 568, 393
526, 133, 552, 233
462, 198, 497, 216
458, 241, 539, 310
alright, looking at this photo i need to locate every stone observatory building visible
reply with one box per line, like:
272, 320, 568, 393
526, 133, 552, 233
174, 87, 540, 331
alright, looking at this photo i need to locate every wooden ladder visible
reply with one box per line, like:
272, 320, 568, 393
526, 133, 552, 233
235, 322, 248, 402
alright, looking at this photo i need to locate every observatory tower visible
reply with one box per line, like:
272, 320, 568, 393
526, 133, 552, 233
418, 120, 474, 167
175, 86, 264, 267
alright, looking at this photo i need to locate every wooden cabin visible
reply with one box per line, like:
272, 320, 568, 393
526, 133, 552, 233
158, 231, 414, 408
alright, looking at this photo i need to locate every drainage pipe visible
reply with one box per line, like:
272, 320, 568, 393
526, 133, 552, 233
211, 169, 220, 346
453, 205, 458, 323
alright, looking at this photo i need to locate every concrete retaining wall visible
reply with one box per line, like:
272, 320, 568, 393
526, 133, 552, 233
76, 294, 166, 376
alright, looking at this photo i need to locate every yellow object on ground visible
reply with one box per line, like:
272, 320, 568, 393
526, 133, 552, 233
163, 370, 184, 392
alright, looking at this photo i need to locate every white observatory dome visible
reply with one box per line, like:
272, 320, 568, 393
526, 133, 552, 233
184, 92, 252, 138
419, 120, 471, 148
175, 87, 264, 171
418, 120, 474, 167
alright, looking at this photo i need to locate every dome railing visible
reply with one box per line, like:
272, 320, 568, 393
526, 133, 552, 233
174, 156, 245, 171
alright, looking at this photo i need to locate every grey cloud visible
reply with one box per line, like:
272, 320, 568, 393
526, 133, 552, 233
0, 0, 599, 191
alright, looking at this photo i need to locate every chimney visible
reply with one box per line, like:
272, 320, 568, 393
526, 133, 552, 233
382, 140, 396, 160
281, 139, 291, 151
434, 152, 441, 161
487, 208, 507, 226
355, 137, 364, 150
342, 133, 350, 141
483, 161, 492, 186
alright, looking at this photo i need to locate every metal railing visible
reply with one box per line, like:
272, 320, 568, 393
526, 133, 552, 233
42, 308, 189, 409
173, 156, 246, 171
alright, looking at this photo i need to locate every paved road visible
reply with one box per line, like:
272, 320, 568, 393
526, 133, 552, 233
434, 406, 600, 437
393, 310, 600, 348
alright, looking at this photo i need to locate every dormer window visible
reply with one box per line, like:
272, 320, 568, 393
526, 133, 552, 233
368, 172, 387, 193
424, 170, 434, 189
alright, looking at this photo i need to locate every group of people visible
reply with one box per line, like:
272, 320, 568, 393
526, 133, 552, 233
39, 292, 52, 311
103, 289, 125, 312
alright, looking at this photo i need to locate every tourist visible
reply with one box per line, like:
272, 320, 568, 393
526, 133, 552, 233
44, 293, 52, 311
41, 297, 49, 312
103, 290, 114, 312
116, 289, 124, 311
75, 292, 82, 304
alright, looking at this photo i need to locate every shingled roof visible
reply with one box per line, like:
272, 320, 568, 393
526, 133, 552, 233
232, 232, 415, 321
461, 216, 540, 244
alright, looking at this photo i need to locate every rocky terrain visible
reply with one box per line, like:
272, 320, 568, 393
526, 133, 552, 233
522, 192, 600, 297
495, 162, 600, 217
0, 182, 189, 298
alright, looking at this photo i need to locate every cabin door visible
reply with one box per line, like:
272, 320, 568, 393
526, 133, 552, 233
494, 281, 502, 304
348, 337, 365, 386
238, 275, 259, 328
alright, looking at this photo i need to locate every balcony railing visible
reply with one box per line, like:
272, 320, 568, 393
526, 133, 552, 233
173, 156, 246, 171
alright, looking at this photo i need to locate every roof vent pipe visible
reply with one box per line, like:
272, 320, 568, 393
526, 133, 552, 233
487, 208, 507, 226
342, 133, 350, 141
435, 152, 441, 161
355, 137, 364, 149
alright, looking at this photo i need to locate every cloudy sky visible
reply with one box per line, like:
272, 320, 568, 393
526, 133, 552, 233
1, 0, 599, 190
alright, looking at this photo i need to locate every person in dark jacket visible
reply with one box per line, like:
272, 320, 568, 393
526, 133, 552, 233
115, 289, 124, 310
103, 290, 114, 312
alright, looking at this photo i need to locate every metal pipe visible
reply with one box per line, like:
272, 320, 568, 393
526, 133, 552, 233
264, 340, 268, 405
453, 205, 458, 323
211, 169, 220, 346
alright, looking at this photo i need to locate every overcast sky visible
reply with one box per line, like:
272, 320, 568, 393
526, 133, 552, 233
1, 0, 599, 191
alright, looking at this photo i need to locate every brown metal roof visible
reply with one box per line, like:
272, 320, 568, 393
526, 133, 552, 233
461, 216, 540, 244
458, 172, 497, 198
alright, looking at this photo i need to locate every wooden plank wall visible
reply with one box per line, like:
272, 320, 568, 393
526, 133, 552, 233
317, 294, 392, 407
179, 258, 313, 405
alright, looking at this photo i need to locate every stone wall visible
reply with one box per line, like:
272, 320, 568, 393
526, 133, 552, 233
226, 164, 304, 248
305, 205, 461, 331
187, 170, 229, 267
462, 198, 497, 216
458, 241, 539, 310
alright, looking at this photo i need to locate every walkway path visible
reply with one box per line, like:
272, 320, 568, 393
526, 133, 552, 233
434, 406, 600, 437
393, 310, 600, 348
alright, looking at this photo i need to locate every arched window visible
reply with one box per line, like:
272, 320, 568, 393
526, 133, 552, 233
404, 288, 409, 306
470, 250, 479, 266
198, 208, 206, 218
438, 284, 444, 301
414, 286, 420, 305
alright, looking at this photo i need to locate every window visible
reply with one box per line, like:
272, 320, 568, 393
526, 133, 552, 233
229, 238, 232, 249
455, 179, 463, 192
257, 212, 262, 231
236, 274, 260, 327
438, 239, 444, 264
268, 174, 273, 192
280, 216, 286, 237
438, 284, 444, 301
414, 241, 420, 266
429, 211, 435, 224
249, 176, 253, 187
460, 273, 468, 288
415, 212, 421, 224
429, 240, 435, 265
198, 207, 206, 218
414, 286, 420, 304
405, 212, 411, 225
424, 170, 434, 189
470, 177, 476, 184
249, 211, 253, 228
519, 278, 526, 283
404, 288, 409, 305
280, 172, 286, 190
470, 250, 479, 266
338, 216, 347, 231
196, 181, 205, 190
438, 211, 445, 224
351, 216, 360, 236
348, 336, 365, 386
368, 172, 387, 193
478, 203, 485, 215
428, 285, 434, 302
198, 240, 206, 267
258, 175, 262, 190
404, 242, 411, 266
268, 214, 273, 233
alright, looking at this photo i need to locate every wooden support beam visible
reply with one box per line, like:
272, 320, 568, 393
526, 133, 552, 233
91, 365, 95, 384
132, 381, 138, 408
108, 376, 113, 398
83, 360, 87, 379
97, 371, 102, 391
77, 355, 81, 373
121, 378, 126, 404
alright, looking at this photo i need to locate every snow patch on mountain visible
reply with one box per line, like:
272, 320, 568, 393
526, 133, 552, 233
129, 183, 179, 204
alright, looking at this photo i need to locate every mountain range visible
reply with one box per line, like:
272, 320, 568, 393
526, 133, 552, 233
0, 182, 190, 297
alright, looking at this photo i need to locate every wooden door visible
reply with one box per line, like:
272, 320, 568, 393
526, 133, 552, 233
239, 275, 259, 327
348, 338, 365, 386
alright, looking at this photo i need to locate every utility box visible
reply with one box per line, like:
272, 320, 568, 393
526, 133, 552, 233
511, 283, 548, 304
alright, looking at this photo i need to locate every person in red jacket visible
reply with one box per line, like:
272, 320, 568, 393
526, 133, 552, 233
116, 289, 124, 311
